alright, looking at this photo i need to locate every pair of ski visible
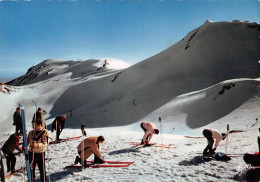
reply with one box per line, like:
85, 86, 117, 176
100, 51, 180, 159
66, 160, 134, 169
5, 158, 52, 179
49, 136, 81, 145
127, 142, 175, 149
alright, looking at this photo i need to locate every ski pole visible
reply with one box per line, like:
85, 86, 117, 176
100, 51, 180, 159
225, 124, 230, 154
158, 117, 163, 145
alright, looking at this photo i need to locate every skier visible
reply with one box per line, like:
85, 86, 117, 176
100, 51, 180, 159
51, 115, 66, 141
13, 107, 23, 134
32, 107, 47, 129
102, 60, 109, 68
140, 122, 159, 145
1, 133, 23, 174
74, 136, 105, 167
96, 60, 109, 70
27, 119, 49, 182
202, 129, 227, 156
243, 127, 260, 167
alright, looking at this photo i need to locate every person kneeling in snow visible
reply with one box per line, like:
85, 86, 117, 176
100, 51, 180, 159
74, 136, 105, 166
51, 115, 66, 141
140, 122, 159, 145
202, 129, 226, 157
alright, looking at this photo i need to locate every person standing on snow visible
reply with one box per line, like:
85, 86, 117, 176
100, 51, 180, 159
1, 133, 23, 174
202, 128, 227, 156
13, 107, 23, 134
32, 107, 47, 129
140, 122, 159, 145
51, 115, 66, 141
74, 136, 105, 167
27, 119, 49, 182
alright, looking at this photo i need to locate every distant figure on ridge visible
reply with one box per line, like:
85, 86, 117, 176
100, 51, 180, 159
74, 136, 105, 167
51, 115, 66, 141
32, 107, 47, 129
27, 119, 49, 182
96, 60, 109, 71
202, 129, 227, 157
1, 133, 23, 174
140, 122, 159, 145
102, 60, 109, 68
13, 107, 23, 134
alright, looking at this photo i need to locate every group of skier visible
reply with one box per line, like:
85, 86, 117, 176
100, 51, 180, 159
1, 106, 260, 181
1, 107, 63, 181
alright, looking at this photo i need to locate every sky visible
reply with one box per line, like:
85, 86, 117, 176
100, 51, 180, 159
0, 0, 259, 78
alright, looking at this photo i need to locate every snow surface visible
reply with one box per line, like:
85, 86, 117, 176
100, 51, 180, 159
0, 21, 260, 181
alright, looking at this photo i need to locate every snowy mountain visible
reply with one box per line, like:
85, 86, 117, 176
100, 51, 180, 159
1, 20, 260, 182
1, 21, 260, 134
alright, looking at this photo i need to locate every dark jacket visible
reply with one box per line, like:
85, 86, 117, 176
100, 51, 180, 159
13, 111, 22, 126
2, 134, 22, 153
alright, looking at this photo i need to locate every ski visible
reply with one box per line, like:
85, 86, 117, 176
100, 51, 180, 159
4, 157, 52, 179
86, 160, 134, 164
65, 160, 134, 169
89, 164, 131, 168
65, 163, 132, 169
5, 167, 26, 179
19, 104, 32, 182
127, 142, 175, 149
49, 136, 81, 144
225, 124, 230, 154
184, 136, 204, 138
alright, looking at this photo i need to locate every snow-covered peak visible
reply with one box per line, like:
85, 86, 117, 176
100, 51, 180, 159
7, 58, 131, 86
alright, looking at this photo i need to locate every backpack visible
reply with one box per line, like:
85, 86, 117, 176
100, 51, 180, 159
212, 152, 231, 161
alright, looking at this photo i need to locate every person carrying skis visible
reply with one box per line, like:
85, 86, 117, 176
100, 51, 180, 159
51, 115, 66, 141
32, 107, 47, 129
140, 122, 159, 145
13, 107, 23, 134
27, 119, 49, 182
1, 133, 23, 174
74, 136, 105, 167
202, 128, 227, 156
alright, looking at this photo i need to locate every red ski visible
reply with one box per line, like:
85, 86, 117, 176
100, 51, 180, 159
184, 136, 204, 139
65, 160, 134, 169
65, 163, 132, 168
49, 136, 81, 144
5, 167, 25, 179
5, 158, 52, 179
89, 164, 130, 168
86, 160, 134, 164
127, 142, 175, 149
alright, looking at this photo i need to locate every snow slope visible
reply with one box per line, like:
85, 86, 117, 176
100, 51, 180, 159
0, 20, 260, 181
